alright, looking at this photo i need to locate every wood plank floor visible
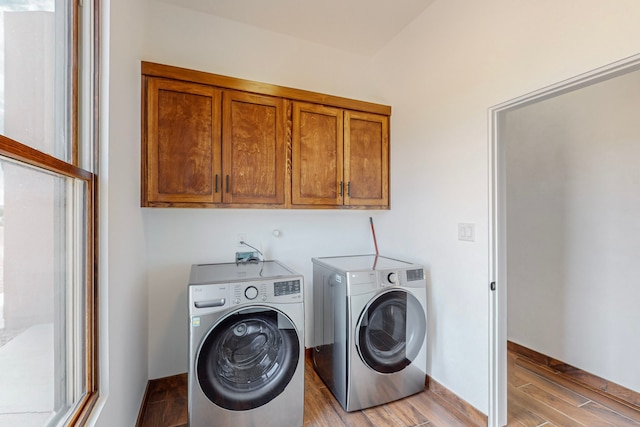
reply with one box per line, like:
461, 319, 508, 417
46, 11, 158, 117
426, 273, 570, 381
137, 352, 640, 426
507, 351, 640, 427
303, 356, 475, 427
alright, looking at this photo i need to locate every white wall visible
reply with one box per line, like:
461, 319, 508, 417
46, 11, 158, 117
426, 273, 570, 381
144, 2, 382, 103
505, 68, 640, 392
91, 0, 149, 426
371, 0, 640, 415
142, 2, 390, 380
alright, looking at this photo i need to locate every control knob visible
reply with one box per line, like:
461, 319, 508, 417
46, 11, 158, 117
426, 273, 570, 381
387, 272, 398, 284
244, 286, 259, 300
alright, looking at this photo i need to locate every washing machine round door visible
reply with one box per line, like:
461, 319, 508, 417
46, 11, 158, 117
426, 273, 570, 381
356, 289, 426, 374
196, 306, 300, 410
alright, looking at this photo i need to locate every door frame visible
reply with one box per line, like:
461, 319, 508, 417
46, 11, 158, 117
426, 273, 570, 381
487, 53, 640, 427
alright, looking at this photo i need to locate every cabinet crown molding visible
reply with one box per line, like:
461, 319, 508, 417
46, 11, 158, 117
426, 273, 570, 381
141, 61, 391, 116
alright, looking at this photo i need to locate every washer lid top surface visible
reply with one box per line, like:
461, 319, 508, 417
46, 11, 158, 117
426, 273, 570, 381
312, 255, 415, 272
189, 260, 299, 285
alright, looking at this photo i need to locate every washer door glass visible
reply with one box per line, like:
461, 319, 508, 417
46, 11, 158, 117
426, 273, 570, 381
356, 289, 426, 374
197, 307, 300, 410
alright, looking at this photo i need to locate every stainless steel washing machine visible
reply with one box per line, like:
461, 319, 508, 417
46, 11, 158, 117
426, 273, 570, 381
188, 260, 304, 427
311, 254, 427, 412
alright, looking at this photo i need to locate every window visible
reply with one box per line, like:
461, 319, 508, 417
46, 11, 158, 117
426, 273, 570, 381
0, 0, 97, 426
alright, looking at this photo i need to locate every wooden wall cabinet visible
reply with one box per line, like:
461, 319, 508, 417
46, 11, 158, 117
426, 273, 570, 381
292, 103, 343, 206
344, 110, 389, 207
291, 102, 388, 207
143, 79, 285, 207
144, 77, 222, 205
222, 90, 285, 205
142, 62, 390, 209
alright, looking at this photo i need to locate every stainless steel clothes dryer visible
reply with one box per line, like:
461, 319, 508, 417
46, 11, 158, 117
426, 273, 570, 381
188, 260, 304, 427
312, 255, 427, 412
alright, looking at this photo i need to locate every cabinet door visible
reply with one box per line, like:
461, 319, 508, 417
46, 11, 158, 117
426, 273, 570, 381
222, 91, 285, 205
344, 111, 389, 207
292, 102, 343, 206
144, 77, 222, 205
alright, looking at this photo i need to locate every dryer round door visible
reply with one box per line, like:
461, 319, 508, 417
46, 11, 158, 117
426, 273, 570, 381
196, 306, 300, 410
356, 289, 426, 374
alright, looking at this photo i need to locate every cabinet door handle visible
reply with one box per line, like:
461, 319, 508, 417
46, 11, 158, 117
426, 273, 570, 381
339, 181, 343, 197
347, 182, 351, 197
226, 175, 230, 193
215, 174, 219, 193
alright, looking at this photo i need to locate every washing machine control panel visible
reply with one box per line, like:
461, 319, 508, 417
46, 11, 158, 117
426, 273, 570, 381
231, 278, 303, 305
274, 279, 302, 296
233, 282, 268, 304
190, 276, 303, 313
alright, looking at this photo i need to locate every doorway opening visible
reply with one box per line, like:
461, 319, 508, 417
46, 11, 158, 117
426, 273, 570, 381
488, 53, 640, 427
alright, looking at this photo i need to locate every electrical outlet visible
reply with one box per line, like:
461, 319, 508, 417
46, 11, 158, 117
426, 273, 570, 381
458, 223, 475, 242
237, 233, 247, 247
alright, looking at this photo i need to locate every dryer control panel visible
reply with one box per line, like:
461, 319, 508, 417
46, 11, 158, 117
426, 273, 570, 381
379, 269, 404, 287
380, 267, 425, 287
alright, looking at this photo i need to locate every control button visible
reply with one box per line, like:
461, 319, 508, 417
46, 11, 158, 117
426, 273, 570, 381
387, 272, 397, 284
233, 298, 241, 305
261, 295, 268, 302
244, 286, 259, 300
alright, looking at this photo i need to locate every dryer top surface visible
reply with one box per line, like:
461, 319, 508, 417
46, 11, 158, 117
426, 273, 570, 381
312, 254, 419, 272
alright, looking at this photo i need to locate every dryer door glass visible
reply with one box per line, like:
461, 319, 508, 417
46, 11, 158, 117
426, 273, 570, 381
197, 307, 300, 410
356, 289, 426, 373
